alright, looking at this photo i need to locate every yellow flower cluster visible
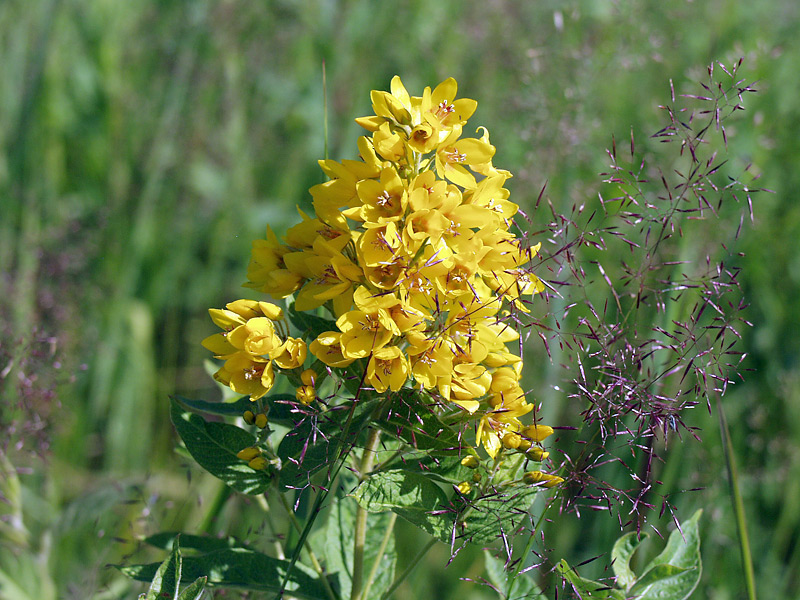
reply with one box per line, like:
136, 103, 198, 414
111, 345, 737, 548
205, 77, 557, 467
201, 300, 307, 400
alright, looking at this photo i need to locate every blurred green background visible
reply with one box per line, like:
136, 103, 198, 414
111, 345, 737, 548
1, 0, 798, 598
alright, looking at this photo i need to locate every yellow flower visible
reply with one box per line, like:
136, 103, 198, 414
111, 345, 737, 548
272, 337, 307, 370
309, 331, 356, 368
366, 345, 409, 392
358, 221, 406, 267
406, 332, 453, 392
226, 317, 282, 357
245, 229, 305, 298
423, 77, 477, 130
434, 131, 495, 189
285, 237, 363, 314
357, 167, 408, 223
337, 308, 399, 359
476, 387, 535, 457
353, 286, 425, 333
286, 209, 351, 253
214, 353, 275, 400
296, 385, 316, 405
202, 300, 284, 358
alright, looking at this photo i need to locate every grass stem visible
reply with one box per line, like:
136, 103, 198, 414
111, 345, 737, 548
380, 537, 437, 600
351, 427, 382, 600
716, 394, 757, 600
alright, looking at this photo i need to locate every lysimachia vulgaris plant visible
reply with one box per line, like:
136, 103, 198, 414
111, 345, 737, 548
206, 75, 559, 474
119, 75, 731, 600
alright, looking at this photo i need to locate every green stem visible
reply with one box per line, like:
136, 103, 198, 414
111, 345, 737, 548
196, 482, 231, 535
506, 493, 559, 599
380, 537, 437, 600
255, 495, 286, 559
351, 428, 382, 600
322, 60, 329, 161
361, 512, 398, 600
277, 492, 341, 600
716, 394, 757, 600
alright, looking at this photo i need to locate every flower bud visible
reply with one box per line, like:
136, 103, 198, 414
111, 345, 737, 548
525, 447, 549, 462
523, 470, 563, 488
502, 432, 522, 449
296, 385, 316, 405
300, 368, 317, 386
243, 410, 256, 425
254, 413, 268, 429
522, 470, 545, 485
455, 481, 471, 494
460, 455, 480, 469
237, 446, 261, 461
472, 472, 482, 483
522, 424, 554, 442
248, 456, 269, 471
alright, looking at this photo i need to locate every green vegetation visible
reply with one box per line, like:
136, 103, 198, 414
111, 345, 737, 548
1, 1, 798, 598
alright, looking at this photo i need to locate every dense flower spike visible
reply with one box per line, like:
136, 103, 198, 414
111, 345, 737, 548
203, 76, 559, 478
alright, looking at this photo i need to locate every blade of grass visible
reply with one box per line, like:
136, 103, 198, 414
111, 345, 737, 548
716, 394, 757, 600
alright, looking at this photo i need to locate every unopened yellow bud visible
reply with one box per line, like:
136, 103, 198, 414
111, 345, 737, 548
236, 446, 261, 461
300, 368, 317, 387
296, 385, 316, 405
502, 432, 522, 449
254, 413, 268, 429
523, 470, 563, 488
542, 475, 564, 488
243, 410, 256, 425
522, 470, 545, 485
517, 438, 532, 452
248, 456, 269, 471
522, 424, 554, 443
525, 447, 549, 462
460, 455, 480, 469
456, 481, 471, 494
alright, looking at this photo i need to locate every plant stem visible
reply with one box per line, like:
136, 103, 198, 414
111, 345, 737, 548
351, 427, 382, 600
506, 493, 559, 599
380, 537, 438, 600
361, 512, 398, 600
255, 495, 286, 559
277, 492, 341, 600
716, 394, 757, 600
196, 482, 231, 535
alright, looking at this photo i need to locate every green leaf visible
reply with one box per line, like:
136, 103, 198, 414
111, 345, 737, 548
484, 551, 544, 599
354, 469, 454, 540
118, 547, 327, 600
461, 487, 540, 545
629, 564, 692, 597
355, 470, 449, 514
172, 394, 298, 426
611, 531, 647, 590
170, 398, 271, 495
374, 389, 463, 454
143, 531, 239, 552
142, 538, 181, 600
355, 470, 540, 547
322, 495, 396, 600
379, 450, 467, 485
630, 509, 702, 600
177, 577, 208, 600
556, 559, 626, 600
277, 400, 373, 488
171, 395, 254, 418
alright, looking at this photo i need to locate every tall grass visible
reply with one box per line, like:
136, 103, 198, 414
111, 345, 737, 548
1, 1, 798, 598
